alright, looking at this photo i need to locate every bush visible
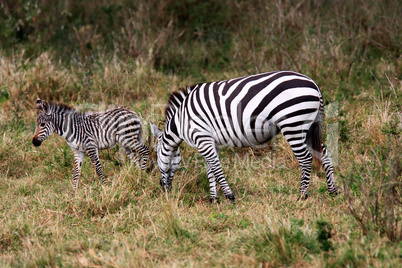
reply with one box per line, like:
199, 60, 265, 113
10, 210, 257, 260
344, 125, 401, 242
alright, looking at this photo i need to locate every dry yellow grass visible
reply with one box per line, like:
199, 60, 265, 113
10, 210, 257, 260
0, 51, 400, 266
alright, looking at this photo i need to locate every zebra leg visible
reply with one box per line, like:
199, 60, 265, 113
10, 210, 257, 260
321, 145, 338, 195
207, 165, 218, 203
290, 144, 313, 200
198, 142, 235, 202
209, 145, 220, 204
126, 149, 140, 166
123, 139, 150, 171
86, 146, 107, 185
134, 142, 150, 171
72, 150, 85, 189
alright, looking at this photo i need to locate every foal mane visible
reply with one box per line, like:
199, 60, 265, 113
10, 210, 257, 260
50, 102, 75, 112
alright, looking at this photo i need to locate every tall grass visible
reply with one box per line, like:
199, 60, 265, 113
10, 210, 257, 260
0, 0, 401, 266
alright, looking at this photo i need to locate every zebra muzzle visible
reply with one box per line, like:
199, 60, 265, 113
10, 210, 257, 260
32, 138, 42, 147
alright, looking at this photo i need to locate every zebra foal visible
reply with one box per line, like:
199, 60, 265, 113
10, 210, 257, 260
33, 98, 149, 189
151, 71, 338, 202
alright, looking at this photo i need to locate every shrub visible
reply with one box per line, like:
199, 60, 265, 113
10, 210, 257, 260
344, 122, 401, 242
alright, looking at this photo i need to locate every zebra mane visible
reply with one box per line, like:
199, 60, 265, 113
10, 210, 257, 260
165, 85, 196, 122
48, 102, 77, 114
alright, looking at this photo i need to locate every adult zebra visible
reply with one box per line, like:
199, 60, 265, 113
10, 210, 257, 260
33, 99, 149, 189
150, 71, 337, 202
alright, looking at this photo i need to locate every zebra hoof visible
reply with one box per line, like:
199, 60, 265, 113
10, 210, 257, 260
225, 193, 235, 203
160, 180, 171, 191
160, 180, 166, 191
209, 197, 220, 204
297, 194, 308, 201
162, 186, 171, 192
160, 182, 172, 192
329, 190, 338, 197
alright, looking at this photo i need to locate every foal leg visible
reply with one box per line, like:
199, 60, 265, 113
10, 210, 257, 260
120, 134, 150, 170
133, 141, 150, 171
125, 148, 140, 166
72, 150, 85, 189
86, 146, 107, 185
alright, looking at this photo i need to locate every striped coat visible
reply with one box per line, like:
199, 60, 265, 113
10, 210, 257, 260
151, 71, 337, 202
33, 99, 149, 189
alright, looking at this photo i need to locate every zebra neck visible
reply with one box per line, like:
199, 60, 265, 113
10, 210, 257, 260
53, 111, 84, 141
164, 115, 182, 148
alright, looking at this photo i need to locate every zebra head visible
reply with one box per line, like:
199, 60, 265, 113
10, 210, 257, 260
32, 98, 55, 147
150, 122, 181, 191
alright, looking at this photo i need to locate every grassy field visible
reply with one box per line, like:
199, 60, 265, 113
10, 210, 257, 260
0, 0, 401, 267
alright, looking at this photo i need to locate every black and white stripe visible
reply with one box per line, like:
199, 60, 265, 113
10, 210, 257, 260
151, 71, 337, 202
33, 98, 149, 189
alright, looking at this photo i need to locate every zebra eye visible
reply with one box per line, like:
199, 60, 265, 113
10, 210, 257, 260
40, 123, 46, 127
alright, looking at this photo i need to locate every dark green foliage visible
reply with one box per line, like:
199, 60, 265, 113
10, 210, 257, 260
382, 117, 401, 137
166, 0, 235, 41
1, 0, 400, 76
0, 87, 9, 104
316, 220, 333, 252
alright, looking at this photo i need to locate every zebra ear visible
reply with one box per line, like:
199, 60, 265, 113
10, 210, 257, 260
42, 101, 50, 114
150, 121, 162, 137
36, 98, 42, 109
37, 99, 50, 114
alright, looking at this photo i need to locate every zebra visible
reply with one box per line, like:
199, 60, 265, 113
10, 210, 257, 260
150, 71, 338, 203
33, 98, 149, 189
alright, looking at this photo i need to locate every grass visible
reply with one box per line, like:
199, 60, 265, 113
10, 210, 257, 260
0, 63, 400, 266
1, 0, 401, 266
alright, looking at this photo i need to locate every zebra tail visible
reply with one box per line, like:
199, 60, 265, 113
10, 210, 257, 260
308, 120, 323, 167
309, 93, 325, 167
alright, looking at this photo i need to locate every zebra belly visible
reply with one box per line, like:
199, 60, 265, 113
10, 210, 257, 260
67, 141, 86, 152
185, 115, 278, 148
212, 119, 278, 147
97, 139, 117, 150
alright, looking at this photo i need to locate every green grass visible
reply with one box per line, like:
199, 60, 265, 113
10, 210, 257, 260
0, 0, 401, 266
